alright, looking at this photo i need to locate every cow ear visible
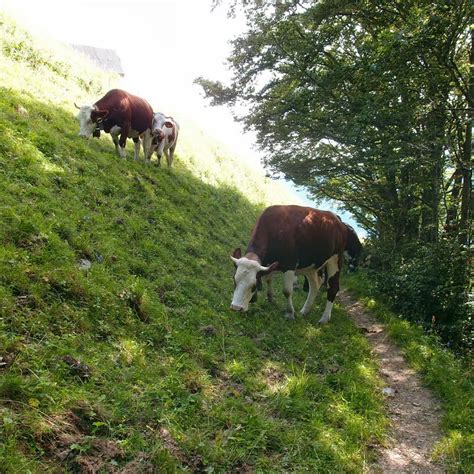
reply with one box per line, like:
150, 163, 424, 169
164, 121, 173, 128
232, 248, 242, 259
258, 261, 278, 275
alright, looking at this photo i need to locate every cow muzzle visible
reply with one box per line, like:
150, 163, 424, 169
230, 304, 244, 312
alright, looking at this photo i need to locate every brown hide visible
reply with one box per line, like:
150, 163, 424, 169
245, 205, 348, 272
92, 89, 153, 135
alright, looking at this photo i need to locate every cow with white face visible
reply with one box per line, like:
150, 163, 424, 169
230, 205, 360, 323
76, 105, 105, 138
150, 112, 179, 167
75, 89, 154, 161
230, 251, 278, 312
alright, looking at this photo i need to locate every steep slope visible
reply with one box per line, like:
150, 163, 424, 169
0, 16, 388, 472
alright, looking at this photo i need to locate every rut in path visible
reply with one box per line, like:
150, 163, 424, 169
338, 290, 443, 473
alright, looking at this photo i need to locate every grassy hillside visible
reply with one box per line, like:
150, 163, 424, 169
0, 15, 390, 472
2, 11, 473, 473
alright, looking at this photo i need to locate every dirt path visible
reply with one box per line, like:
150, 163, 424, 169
338, 290, 443, 473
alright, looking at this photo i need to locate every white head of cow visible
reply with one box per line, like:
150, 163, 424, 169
230, 248, 278, 312
75, 103, 108, 138
152, 112, 173, 141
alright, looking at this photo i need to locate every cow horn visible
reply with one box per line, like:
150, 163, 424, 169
230, 256, 241, 265
74, 102, 81, 109
259, 261, 278, 273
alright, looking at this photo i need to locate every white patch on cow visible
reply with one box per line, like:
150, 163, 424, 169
110, 126, 120, 155
325, 254, 339, 279
76, 105, 96, 138
110, 125, 121, 136
295, 254, 337, 276
230, 257, 270, 312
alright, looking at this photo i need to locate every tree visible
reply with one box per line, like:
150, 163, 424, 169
197, 0, 473, 347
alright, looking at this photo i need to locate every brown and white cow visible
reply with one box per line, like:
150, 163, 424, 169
231, 205, 358, 323
75, 89, 154, 161
150, 112, 179, 167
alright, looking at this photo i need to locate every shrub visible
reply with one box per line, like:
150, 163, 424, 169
365, 238, 472, 352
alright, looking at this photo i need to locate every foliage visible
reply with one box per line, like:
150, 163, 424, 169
364, 238, 472, 351
346, 272, 474, 473
0, 15, 391, 472
197, 0, 473, 348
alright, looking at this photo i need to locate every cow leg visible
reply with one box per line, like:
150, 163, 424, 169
142, 130, 153, 164
118, 122, 131, 159
262, 273, 274, 302
168, 143, 176, 168
110, 128, 121, 157
133, 137, 140, 161
300, 270, 323, 316
283, 271, 296, 319
155, 141, 165, 167
165, 148, 172, 168
318, 255, 341, 324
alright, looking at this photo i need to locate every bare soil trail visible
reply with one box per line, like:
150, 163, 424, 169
339, 290, 444, 473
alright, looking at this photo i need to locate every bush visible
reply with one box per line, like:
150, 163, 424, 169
365, 239, 472, 352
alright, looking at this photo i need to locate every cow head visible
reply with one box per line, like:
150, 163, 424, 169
75, 103, 108, 138
230, 248, 278, 312
151, 113, 173, 141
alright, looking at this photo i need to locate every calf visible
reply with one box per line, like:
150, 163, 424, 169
230, 205, 352, 323
75, 89, 154, 161
150, 112, 179, 167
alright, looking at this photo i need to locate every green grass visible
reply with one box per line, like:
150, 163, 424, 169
0, 14, 392, 472
1, 10, 472, 473
0, 90, 388, 473
345, 272, 474, 473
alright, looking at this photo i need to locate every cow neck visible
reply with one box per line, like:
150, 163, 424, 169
246, 228, 268, 264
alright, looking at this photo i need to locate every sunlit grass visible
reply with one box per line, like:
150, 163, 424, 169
0, 14, 392, 472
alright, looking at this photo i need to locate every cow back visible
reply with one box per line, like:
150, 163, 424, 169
94, 89, 153, 133
248, 205, 347, 272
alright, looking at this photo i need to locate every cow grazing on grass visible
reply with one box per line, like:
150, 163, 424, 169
75, 89, 154, 161
230, 205, 357, 323
150, 112, 179, 167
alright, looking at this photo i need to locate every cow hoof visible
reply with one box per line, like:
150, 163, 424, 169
284, 312, 295, 320
318, 317, 329, 325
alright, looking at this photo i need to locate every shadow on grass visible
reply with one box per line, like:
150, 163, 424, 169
0, 88, 386, 472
